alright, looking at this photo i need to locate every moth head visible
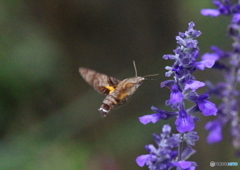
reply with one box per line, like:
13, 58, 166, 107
127, 77, 145, 87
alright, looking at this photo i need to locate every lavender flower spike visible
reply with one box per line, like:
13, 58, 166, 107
139, 22, 217, 129
201, 0, 240, 153
137, 22, 217, 169
136, 125, 198, 170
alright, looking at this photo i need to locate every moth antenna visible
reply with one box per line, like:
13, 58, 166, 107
143, 73, 159, 78
133, 60, 138, 77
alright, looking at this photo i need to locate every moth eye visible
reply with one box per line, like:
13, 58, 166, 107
124, 83, 134, 88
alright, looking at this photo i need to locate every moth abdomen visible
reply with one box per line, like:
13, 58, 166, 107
98, 94, 121, 117
98, 104, 110, 117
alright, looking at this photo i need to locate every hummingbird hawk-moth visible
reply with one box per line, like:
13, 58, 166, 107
79, 61, 158, 117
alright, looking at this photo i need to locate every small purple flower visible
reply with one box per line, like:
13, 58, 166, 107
205, 120, 223, 144
195, 53, 219, 70
201, 9, 221, 17
196, 94, 217, 116
232, 13, 240, 23
172, 161, 197, 170
163, 54, 176, 60
138, 114, 160, 124
210, 45, 232, 59
168, 84, 184, 104
184, 131, 199, 146
184, 80, 205, 91
181, 146, 197, 161
175, 109, 195, 133
160, 80, 174, 88
136, 154, 151, 167
138, 106, 177, 124
139, 106, 177, 124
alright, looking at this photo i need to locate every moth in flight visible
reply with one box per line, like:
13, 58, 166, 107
79, 61, 158, 117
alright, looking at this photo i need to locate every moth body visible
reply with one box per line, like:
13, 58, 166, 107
99, 76, 144, 116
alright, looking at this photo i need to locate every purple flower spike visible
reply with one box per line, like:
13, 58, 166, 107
136, 125, 198, 169
201, 0, 240, 152
137, 22, 214, 169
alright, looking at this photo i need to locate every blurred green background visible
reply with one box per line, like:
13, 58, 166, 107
0, 0, 238, 170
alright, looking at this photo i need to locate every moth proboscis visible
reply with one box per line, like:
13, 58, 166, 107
79, 61, 158, 117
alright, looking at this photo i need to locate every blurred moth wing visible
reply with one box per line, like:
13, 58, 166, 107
79, 68, 121, 95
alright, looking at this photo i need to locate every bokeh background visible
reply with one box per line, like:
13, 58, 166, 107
0, 0, 238, 170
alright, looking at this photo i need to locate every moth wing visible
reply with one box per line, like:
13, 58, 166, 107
79, 67, 121, 95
